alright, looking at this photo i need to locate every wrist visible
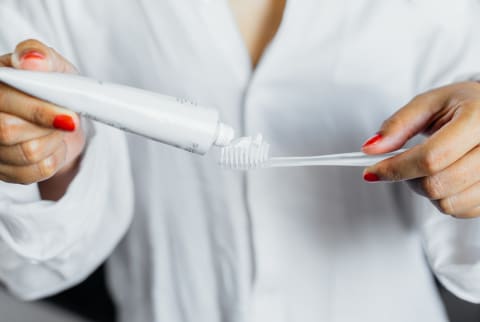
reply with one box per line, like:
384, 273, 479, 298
38, 154, 82, 201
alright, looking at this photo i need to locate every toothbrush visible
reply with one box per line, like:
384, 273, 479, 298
219, 134, 407, 170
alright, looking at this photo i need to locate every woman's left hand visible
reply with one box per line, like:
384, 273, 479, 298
362, 81, 480, 218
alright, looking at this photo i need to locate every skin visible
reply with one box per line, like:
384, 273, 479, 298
1, 4, 479, 220
229, 0, 286, 67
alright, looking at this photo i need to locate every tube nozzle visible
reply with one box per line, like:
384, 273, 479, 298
214, 122, 235, 147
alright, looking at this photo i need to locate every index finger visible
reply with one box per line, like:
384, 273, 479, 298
0, 83, 77, 131
364, 105, 480, 181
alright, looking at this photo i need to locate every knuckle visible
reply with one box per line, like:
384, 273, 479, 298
20, 140, 42, 163
31, 104, 48, 126
420, 176, 445, 199
437, 197, 456, 215
418, 150, 443, 175
378, 165, 402, 181
37, 156, 58, 179
0, 115, 17, 145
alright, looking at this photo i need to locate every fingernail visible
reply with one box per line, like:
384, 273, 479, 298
363, 172, 380, 182
362, 133, 382, 148
20, 50, 45, 61
53, 115, 75, 131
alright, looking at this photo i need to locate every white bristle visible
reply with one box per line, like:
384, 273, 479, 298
219, 134, 270, 170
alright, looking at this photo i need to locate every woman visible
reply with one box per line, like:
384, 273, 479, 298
0, 1, 479, 321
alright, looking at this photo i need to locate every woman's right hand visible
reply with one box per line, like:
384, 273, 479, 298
0, 39, 85, 188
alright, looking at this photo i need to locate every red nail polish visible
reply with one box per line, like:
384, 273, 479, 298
363, 172, 380, 182
21, 51, 45, 61
53, 115, 75, 131
362, 133, 382, 148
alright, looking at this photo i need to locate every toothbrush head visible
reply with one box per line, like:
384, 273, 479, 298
219, 134, 270, 170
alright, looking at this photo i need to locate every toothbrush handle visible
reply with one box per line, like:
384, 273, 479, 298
266, 149, 407, 168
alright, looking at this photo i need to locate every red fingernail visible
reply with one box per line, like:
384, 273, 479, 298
21, 50, 45, 61
53, 115, 75, 131
362, 133, 382, 148
363, 172, 380, 182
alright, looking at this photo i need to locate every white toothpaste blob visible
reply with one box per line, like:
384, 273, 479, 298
214, 122, 235, 147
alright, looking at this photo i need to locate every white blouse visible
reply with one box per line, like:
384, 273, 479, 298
0, 1, 480, 321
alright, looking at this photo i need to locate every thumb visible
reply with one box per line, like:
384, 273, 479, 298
361, 91, 450, 155
4, 39, 79, 130
11, 39, 77, 74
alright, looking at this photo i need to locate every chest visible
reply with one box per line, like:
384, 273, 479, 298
228, 0, 286, 67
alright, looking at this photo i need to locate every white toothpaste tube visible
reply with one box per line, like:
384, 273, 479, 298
0, 67, 235, 154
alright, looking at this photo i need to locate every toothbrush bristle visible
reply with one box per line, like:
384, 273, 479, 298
219, 135, 270, 170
